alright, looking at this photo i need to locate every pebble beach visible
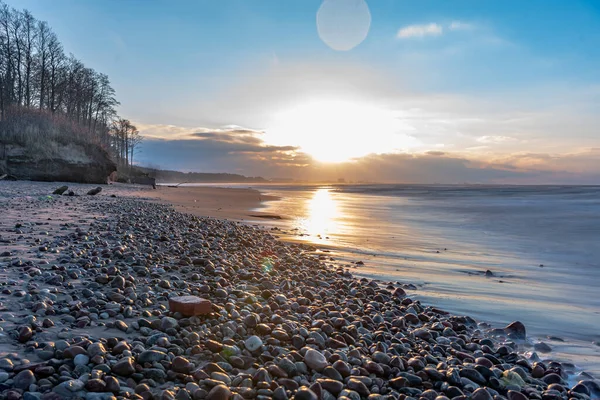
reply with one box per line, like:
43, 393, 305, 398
0, 181, 598, 400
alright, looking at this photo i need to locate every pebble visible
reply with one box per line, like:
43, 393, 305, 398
74, 354, 90, 366
0, 183, 593, 400
244, 335, 263, 352
206, 384, 232, 400
13, 369, 36, 390
304, 348, 328, 371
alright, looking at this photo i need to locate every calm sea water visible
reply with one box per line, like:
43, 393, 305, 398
240, 184, 600, 378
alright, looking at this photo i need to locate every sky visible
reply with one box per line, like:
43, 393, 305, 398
8, 0, 600, 183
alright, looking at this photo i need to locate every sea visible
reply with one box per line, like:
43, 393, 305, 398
189, 183, 600, 379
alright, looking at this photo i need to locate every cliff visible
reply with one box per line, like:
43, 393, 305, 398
0, 141, 116, 184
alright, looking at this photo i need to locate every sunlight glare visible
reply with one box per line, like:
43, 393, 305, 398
300, 188, 339, 239
265, 99, 420, 163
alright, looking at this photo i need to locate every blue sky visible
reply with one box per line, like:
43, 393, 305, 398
7, 0, 600, 182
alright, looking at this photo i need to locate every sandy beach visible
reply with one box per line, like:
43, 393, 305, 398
0, 180, 598, 400
138, 185, 281, 221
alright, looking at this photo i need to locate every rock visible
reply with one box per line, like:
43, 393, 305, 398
13, 369, 36, 390
347, 378, 370, 397
390, 377, 408, 389
85, 394, 117, 400
114, 320, 128, 332
85, 379, 107, 392
413, 328, 432, 340
87, 187, 102, 195
110, 276, 125, 288
206, 384, 232, 400
18, 326, 33, 342
74, 354, 90, 366
112, 341, 130, 355
171, 356, 192, 374
2, 141, 116, 183
534, 342, 552, 353
168, 296, 212, 316
161, 316, 179, 330
304, 348, 328, 372
295, 387, 318, 400
501, 370, 526, 388
52, 186, 69, 195
504, 321, 526, 339
138, 350, 166, 364
244, 335, 263, 352
332, 360, 351, 377
111, 357, 135, 376
88, 343, 107, 358
0, 359, 14, 371
316, 379, 344, 395
53, 379, 85, 397
542, 373, 563, 384
273, 387, 288, 400
472, 388, 493, 400
244, 314, 258, 328
507, 390, 528, 400
104, 376, 120, 393
63, 346, 87, 359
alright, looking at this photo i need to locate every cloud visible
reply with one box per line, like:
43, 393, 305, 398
135, 123, 305, 174
425, 151, 446, 156
476, 136, 518, 143
449, 21, 474, 31
397, 23, 443, 38
490, 148, 600, 175
134, 62, 599, 183
135, 124, 600, 183
397, 21, 476, 39
137, 123, 265, 142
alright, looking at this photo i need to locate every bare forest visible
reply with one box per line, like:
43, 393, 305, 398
0, 1, 140, 170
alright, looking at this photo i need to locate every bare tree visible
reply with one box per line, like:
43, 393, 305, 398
21, 9, 36, 107
129, 125, 143, 167
35, 20, 50, 109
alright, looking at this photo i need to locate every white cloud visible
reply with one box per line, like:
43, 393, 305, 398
476, 135, 518, 143
397, 23, 443, 38
449, 21, 474, 31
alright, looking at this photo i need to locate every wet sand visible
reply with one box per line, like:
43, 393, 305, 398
137, 185, 281, 221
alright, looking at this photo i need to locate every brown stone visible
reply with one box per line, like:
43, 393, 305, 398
168, 296, 212, 316
18, 326, 33, 343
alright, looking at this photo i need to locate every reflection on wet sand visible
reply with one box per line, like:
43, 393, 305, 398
297, 188, 340, 242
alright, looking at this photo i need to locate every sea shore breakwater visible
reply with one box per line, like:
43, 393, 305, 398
0, 182, 598, 400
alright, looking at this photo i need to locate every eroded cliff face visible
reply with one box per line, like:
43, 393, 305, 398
0, 142, 116, 184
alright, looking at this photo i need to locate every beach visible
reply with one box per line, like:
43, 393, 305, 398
0, 180, 598, 400
140, 185, 280, 221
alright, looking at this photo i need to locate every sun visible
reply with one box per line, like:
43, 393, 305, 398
264, 99, 419, 163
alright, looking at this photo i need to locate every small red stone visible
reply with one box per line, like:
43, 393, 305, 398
168, 296, 212, 316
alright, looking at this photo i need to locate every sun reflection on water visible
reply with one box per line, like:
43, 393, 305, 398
299, 188, 340, 240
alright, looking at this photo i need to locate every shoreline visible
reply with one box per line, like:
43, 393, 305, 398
205, 184, 600, 379
141, 183, 600, 380
139, 185, 284, 222
0, 180, 597, 400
